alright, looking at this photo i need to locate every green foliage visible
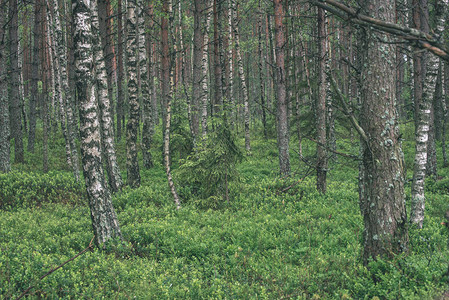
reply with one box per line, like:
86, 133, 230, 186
176, 120, 243, 207
0, 171, 86, 209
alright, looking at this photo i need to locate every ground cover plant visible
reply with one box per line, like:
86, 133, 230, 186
1, 127, 449, 299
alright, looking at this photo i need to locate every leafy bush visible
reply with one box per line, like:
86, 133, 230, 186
0, 171, 86, 209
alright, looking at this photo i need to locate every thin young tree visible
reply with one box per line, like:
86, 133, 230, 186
73, 0, 122, 245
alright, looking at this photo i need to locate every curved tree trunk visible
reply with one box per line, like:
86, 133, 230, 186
73, 0, 122, 246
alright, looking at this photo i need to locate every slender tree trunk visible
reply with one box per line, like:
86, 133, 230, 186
28, 0, 41, 153
0, 0, 10, 172
358, 0, 408, 264
51, 0, 81, 181
73, 0, 122, 246
91, 0, 123, 192
232, 0, 251, 153
116, 0, 124, 141
435, 63, 444, 141
258, 0, 267, 139
273, 0, 290, 176
162, 0, 181, 209
126, 0, 141, 188
201, 0, 212, 138
213, 0, 222, 116
141, 2, 154, 169
42, 5, 49, 173
192, 0, 203, 138
316, 6, 328, 193
9, 0, 24, 164
443, 61, 449, 167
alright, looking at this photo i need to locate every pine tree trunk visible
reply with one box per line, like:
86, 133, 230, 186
91, 0, 123, 192
232, 0, 251, 153
0, 0, 10, 172
162, 0, 181, 209
258, 0, 267, 139
316, 6, 328, 193
273, 0, 290, 176
28, 0, 41, 153
192, 0, 203, 138
42, 7, 50, 173
73, 0, 122, 245
8, 0, 24, 164
213, 0, 222, 116
126, 0, 141, 188
358, 0, 408, 264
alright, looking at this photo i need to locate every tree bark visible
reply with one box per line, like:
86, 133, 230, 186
73, 0, 122, 245
201, 0, 212, 138
258, 0, 267, 139
358, 0, 408, 264
28, 0, 41, 153
316, 6, 328, 193
126, 0, 141, 188
162, 0, 181, 209
92, 0, 123, 192
8, 0, 24, 164
231, 0, 251, 154
192, 0, 203, 139
0, 0, 10, 172
273, 0, 290, 176
116, 0, 124, 141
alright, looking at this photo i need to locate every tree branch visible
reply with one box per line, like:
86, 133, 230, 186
309, 0, 449, 62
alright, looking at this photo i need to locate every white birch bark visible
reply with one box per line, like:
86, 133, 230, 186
201, 0, 212, 138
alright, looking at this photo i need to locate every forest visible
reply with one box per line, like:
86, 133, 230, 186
1, 0, 449, 298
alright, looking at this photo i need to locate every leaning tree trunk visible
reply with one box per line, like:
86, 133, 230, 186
91, 0, 123, 192
73, 0, 122, 246
8, 0, 24, 164
358, 0, 408, 264
273, 0, 290, 176
0, 0, 10, 172
126, 0, 141, 188
232, 0, 251, 154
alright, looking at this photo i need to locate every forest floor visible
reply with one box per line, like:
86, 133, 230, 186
1, 127, 449, 299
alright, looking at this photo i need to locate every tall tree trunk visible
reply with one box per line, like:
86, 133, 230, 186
232, 0, 251, 153
201, 0, 212, 138
162, 0, 181, 209
316, 6, 328, 193
8, 0, 24, 164
192, 0, 203, 138
42, 5, 49, 173
141, 2, 154, 169
358, 0, 408, 264
273, 0, 290, 176
92, 0, 123, 192
213, 0, 222, 116
258, 0, 267, 139
28, 0, 41, 153
73, 0, 122, 246
126, 0, 141, 188
116, 0, 124, 141
0, 0, 10, 172
51, 0, 81, 181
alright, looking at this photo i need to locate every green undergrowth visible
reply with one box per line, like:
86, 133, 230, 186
1, 136, 449, 299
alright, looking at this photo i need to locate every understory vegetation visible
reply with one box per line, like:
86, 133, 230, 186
1, 124, 449, 299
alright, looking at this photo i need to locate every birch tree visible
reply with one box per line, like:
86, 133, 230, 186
72, 0, 122, 245
0, 0, 10, 172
